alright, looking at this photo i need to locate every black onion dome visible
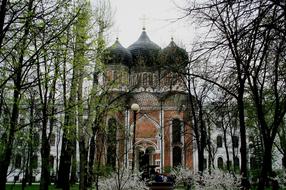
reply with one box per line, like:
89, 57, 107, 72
128, 28, 161, 67
105, 38, 132, 66
160, 38, 189, 68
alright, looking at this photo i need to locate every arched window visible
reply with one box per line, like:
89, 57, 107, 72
50, 133, 55, 146
232, 136, 239, 148
234, 156, 240, 170
203, 158, 207, 170
250, 157, 256, 169
153, 74, 157, 87
137, 73, 142, 85
15, 154, 22, 169
107, 118, 117, 169
143, 73, 148, 86
149, 74, 153, 86
217, 157, 224, 169
217, 135, 223, 148
31, 154, 38, 169
49, 155, 54, 170
173, 146, 182, 167
172, 119, 182, 145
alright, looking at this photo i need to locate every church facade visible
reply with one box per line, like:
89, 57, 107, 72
102, 28, 192, 173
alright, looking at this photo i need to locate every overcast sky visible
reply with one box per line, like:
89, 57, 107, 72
107, 0, 195, 50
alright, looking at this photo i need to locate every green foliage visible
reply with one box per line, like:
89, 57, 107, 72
94, 163, 114, 177
62, 124, 78, 141
164, 166, 172, 174
5, 184, 79, 190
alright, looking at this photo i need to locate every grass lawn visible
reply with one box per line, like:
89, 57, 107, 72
6, 184, 79, 190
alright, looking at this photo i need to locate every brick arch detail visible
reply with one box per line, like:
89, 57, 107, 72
135, 139, 158, 150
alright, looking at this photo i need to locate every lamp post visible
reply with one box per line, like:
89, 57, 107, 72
131, 103, 140, 173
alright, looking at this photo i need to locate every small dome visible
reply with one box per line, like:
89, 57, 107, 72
128, 28, 161, 67
160, 39, 188, 68
105, 38, 132, 66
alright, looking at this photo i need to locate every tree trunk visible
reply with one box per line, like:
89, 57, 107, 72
198, 148, 204, 172
77, 51, 87, 189
0, 0, 8, 47
237, 85, 249, 189
56, 134, 72, 190
70, 141, 77, 185
28, 97, 35, 186
87, 134, 96, 187
79, 140, 88, 190
198, 104, 206, 172
207, 124, 213, 174
258, 140, 273, 190
57, 52, 79, 190
40, 127, 50, 190
258, 144, 272, 190
187, 74, 204, 173
231, 137, 237, 172
223, 129, 231, 172
0, 79, 21, 190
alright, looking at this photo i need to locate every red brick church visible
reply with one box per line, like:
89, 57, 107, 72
101, 27, 192, 173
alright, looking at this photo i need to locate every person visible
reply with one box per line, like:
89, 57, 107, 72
150, 167, 156, 180
154, 172, 163, 182
166, 174, 175, 184
141, 169, 148, 181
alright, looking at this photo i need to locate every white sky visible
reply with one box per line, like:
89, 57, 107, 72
107, 0, 196, 50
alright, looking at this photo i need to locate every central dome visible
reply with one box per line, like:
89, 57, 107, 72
128, 28, 161, 67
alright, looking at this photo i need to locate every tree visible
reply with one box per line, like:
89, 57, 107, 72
276, 121, 286, 169
0, 1, 36, 188
0, 0, 8, 47
33, 3, 78, 190
183, 0, 286, 189
0, 1, 79, 189
185, 64, 212, 173
56, 0, 114, 189
85, 0, 113, 187
74, 1, 93, 189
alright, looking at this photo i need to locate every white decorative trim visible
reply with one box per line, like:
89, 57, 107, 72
125, 109, 129, 168
181, 120, 185, 166
161, 109, 164, 172
170, 119, 172, 167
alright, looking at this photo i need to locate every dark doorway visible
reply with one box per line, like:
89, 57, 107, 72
139, 150, 149, 171
173, 146, 182, 167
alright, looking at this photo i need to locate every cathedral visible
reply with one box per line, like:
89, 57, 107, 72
102, 27, 193, 173
5, 27, 193, 183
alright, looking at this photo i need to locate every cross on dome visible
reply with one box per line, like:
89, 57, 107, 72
169, 28, 175, 41
139, 14, 148, 31
115, 27, 121, 40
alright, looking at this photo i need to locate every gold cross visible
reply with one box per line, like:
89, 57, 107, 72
115, 27, 121, 40
139, 14, 148, 30
169, 28, 175, 41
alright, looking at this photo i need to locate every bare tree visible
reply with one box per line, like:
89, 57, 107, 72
182, 0, 286, 189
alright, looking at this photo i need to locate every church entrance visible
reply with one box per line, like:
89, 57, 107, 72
138, 146, 155, 171
139, 150, 149, 171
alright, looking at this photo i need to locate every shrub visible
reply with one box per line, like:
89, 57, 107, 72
98, 168, 148, 190
171, 166, 241, 190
